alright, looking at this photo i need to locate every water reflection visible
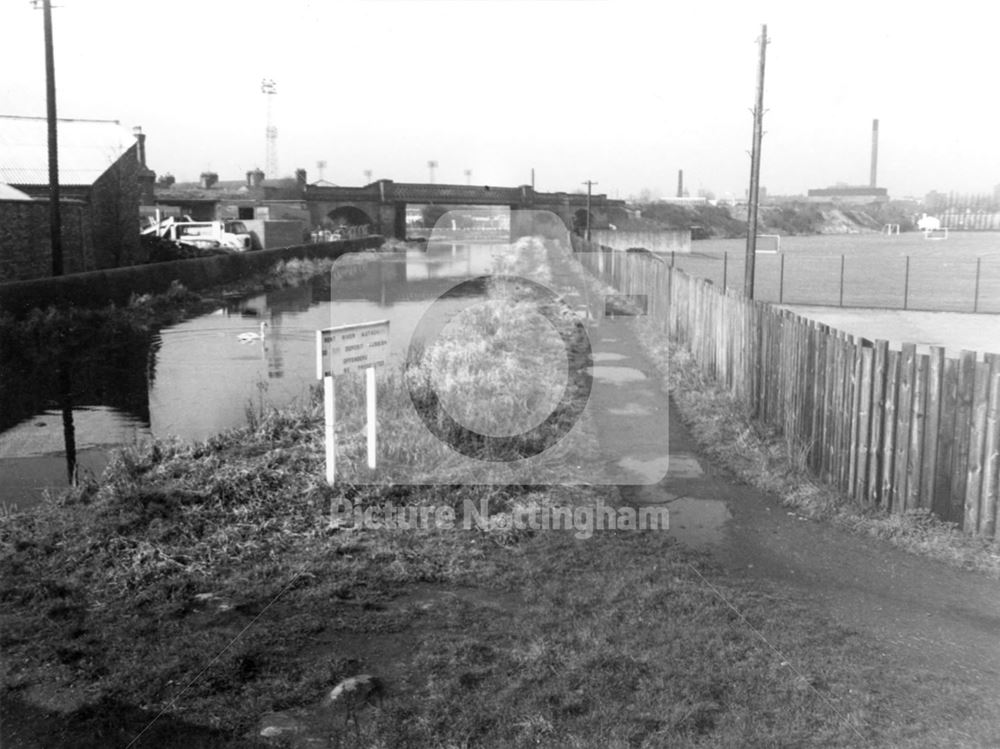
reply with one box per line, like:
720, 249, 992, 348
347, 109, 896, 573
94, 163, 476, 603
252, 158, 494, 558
58, 358, 76, 484
0, 246, 505, 507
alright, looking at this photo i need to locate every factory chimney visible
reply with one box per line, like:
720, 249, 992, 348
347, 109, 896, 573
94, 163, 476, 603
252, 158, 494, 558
870, 119, 879, 188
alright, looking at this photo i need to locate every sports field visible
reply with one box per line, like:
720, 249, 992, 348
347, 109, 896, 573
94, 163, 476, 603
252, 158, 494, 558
779, 306, 1000, 359
671, 231, 1000, 314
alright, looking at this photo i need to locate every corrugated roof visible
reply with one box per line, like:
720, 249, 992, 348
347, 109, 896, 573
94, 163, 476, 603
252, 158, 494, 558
0, 115, 136, 187
0, 183, 32, 200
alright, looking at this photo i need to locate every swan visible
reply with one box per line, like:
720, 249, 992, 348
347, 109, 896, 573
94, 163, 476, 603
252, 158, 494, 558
238, 321, 269, 343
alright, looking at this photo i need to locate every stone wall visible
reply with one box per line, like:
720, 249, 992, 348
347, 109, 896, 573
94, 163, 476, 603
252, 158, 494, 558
591, 229, 692, 254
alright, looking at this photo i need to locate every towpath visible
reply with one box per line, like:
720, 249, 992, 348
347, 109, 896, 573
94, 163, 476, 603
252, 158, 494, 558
585, 311, 1000, 732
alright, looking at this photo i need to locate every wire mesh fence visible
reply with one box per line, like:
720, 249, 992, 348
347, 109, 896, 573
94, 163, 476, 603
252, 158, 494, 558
667, 251, 1000, 313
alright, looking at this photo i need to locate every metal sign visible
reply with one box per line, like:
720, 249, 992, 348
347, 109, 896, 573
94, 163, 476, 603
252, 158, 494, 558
316, 320, 390, 378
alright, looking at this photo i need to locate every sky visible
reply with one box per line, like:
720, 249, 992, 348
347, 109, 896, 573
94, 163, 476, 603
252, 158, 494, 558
2, 0, 998, 200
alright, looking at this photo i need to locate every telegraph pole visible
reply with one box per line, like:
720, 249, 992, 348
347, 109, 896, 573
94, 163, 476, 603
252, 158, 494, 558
744, 24, 768, 299
582, 179, 598, 242
38, 0, 62, 275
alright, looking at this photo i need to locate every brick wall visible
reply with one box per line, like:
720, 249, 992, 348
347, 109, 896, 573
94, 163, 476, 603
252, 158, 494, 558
0, 199, 94, 282
90, 143, 142, 269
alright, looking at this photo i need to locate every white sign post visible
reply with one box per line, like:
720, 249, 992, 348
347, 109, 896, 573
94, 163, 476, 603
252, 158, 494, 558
316, 320, 390, 483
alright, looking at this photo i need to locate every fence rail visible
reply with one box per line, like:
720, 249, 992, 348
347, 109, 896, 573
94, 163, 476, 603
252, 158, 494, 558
665, 251, 1000, 313
582, 247, 1000, 537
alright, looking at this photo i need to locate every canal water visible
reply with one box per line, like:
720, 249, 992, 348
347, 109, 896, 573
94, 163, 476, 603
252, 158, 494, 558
0, 244, 500, 509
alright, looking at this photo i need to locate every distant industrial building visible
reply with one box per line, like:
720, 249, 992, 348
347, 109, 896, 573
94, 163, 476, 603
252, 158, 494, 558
808, 119, 889, 205
152, 168, 313, 249
806, 186, 889, 204
152, 168, 311, 224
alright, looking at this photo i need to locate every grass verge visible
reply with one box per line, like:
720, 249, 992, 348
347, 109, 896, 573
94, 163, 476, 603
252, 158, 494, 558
3, 402, 995, 746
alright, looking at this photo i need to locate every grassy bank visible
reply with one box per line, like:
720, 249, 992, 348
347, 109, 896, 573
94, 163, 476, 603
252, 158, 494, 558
635, 200, 918, 239
5, 383, 997, 746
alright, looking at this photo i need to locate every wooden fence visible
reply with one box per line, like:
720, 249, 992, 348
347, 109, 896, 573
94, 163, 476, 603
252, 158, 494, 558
582, 247, 1000, 537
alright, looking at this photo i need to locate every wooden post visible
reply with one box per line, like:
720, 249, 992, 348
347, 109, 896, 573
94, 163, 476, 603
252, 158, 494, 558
854, 347, 874, 501
964, 363, 991, 533
839, 254, 845, 307
906, 354, 928, 510
893, 343, 916, 512
920, 347, 944, 510
934, 358, 959, 521
744, 24, 768, 299
903, 255, 911, 311
366, 366, 377, 469
324, 375, 336, 484
973, 257, 981, 313
980, 373, 1000, 537
779, 251, 785, 304
868, 340, 889, 504
848, 342, 865, 494
951, 351, 977, 525
811, 325, 829, 473
880, 350, 900, 506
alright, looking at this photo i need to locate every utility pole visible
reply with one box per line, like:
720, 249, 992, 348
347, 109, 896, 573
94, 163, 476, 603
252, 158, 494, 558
37, 0, 62, 275
744, 24, 768, 299
582, 179, 598, 242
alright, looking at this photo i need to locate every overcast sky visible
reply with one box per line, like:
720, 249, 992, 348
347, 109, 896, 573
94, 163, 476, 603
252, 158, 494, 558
2, 0, 997, 200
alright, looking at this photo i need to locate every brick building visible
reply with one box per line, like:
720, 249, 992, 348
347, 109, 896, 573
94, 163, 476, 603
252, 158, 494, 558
0, 116, 154, 280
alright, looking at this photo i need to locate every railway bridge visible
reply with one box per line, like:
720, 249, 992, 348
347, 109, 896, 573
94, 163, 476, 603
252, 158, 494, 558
306, 180, 627, 239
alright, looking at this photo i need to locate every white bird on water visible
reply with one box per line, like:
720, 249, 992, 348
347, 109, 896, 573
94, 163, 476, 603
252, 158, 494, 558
237, 321, 269, 343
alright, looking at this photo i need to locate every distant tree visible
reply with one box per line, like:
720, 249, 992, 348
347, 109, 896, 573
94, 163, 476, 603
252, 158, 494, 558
421, 204, 450, 229
157, 173, 175, 187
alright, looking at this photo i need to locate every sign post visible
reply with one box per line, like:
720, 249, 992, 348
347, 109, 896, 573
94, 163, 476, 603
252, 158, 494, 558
316, 320, 390, 483
324, 374, 336, 484
367, 367, 377, 469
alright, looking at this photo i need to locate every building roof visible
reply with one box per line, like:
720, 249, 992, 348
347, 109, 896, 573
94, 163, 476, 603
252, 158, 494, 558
0, 115, 137, 187
0, 183, 32, 200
